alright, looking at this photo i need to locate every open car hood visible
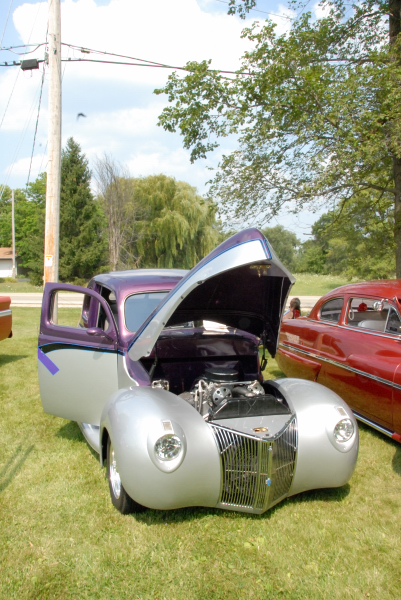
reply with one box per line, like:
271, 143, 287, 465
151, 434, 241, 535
128, 228, 294, 360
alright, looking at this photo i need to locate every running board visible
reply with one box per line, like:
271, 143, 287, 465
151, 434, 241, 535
353, 412, 401, 443
78, 423, 101, 454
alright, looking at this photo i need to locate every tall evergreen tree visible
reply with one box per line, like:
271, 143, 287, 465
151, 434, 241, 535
59, 138, 107, 281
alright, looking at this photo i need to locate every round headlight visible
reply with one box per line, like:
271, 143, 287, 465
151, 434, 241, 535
333, 418, 354, 442
154, 434, 183, 461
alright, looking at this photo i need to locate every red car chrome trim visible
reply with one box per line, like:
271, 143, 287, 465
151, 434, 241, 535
279, 342, 401, 392
353, 411, 400, 440
306, 318, 401, 340
0, 309, 12, 318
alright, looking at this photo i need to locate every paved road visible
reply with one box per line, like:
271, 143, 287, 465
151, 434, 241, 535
7, 292, 321, 310
7, 293, 83, 307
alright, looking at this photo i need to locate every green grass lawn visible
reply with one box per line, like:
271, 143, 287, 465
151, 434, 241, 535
0, 279, 43, 293
0, 273, 364, 297
291, 274, 361, 296
1, 308, 401, 599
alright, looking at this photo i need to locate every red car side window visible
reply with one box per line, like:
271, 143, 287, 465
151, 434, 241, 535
346, 297, 401, 334
319, 298, 344, 323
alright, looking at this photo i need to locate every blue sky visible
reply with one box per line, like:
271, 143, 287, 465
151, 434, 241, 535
0, 0, 322, 239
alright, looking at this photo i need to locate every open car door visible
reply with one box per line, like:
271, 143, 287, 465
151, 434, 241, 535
38, 283, 119, 425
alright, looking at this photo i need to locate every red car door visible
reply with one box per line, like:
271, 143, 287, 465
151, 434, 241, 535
317, 296, 398, 432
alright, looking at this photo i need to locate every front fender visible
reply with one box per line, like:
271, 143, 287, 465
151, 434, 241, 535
100, 387, 221, 510
269, 378, 359, 496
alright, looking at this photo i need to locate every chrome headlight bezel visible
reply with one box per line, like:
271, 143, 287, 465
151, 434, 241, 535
333, 418, 354, 443
147, 421, 186, 472
154, 434, 183, 461
326, 407, 358, 452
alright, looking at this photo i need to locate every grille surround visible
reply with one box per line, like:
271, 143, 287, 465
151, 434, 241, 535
208, 417, 297, 513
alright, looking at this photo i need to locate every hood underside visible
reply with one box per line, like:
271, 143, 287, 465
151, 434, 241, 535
166, 264, 291, 357
128, 229, 294, 361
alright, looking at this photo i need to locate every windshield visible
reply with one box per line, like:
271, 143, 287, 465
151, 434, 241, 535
125, 292, 168, 332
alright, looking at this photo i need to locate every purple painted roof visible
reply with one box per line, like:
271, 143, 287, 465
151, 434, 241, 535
90, 269, 188, 298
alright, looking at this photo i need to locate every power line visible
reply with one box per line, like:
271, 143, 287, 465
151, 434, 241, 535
214, 0, 293, 20
61, 56, 246, 75
26, 65, 46, 186
0, 0, 14, 47
0, 43, 46, 55
296, 0, 314, 19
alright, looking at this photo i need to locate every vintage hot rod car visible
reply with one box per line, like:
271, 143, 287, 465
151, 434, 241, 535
38, 229, 358, 514
277, 280, 401, 443
0, 296, 12, 341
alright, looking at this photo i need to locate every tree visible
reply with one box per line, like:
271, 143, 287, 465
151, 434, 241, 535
261, 225, 301, 271
132, 175, 221, 269
299, 191, 395, 278
156, 0, 401, 274
93, 155, 146, 271
0, 186, 27, 249
0, 180, 45, 284
59, 138, 107, 282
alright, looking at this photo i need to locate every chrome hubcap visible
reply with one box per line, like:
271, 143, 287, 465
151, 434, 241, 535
109, 444, 121, 499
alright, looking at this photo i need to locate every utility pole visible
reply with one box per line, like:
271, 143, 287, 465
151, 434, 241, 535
44, 0, 61, 288
11, 190, 16, 278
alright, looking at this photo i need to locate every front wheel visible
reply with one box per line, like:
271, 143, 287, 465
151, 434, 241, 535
106, 437, 145, 514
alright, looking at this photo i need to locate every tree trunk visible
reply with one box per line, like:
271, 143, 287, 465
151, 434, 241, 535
390, 0, 401, 277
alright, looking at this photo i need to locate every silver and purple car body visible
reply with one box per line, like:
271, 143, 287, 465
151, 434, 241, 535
38, 229, 358, 515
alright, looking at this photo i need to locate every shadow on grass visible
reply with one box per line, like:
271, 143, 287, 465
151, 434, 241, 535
130, 484, 351, 526
358, 421, 401, 476
0, 444, 34, 492
56, 421, 84, 444
0, 354, 29, 367
56, 421, 99, 460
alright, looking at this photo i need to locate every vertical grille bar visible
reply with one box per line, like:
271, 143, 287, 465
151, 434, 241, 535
209, 417, 297, 513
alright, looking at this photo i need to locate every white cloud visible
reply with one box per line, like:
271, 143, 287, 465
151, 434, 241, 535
1, 0, 320, 238
13, 0, 254, 87
313, 1, 331, 19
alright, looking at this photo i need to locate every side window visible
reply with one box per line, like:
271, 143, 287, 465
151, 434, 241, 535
319, 298, 344, 323
79, 294, 92, 328
125, 292, 168, 332
385, 307, 401, 335
91, 287, 118, 332
51, 291, 99, 329
347, 297, 390, 332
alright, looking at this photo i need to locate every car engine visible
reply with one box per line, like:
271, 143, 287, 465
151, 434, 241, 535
174, 368, 285, 421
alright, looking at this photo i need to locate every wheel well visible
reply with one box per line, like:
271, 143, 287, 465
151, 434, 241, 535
101, 428, 109, 467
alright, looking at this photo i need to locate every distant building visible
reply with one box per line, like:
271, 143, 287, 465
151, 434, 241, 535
0, 248, 17, 277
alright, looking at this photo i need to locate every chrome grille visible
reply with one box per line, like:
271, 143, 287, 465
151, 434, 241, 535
209, 417, 297, 513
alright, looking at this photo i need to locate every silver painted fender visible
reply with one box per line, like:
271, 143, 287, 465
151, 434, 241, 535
269, 378, 359, 496
100, 387, 221, 510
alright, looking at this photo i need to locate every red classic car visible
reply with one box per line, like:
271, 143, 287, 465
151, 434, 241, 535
0, 296, 12, 341
276, 281, 401, 442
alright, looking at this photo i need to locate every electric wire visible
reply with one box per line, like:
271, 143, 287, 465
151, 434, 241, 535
0, 42, 46, 55
60, 56, 246, 75
26, 65, 46, 186
214, 0, 293, 19
0, 0, 14, 47
0, 1, 47, 199
296, 0, 314, 19
0, 71, 44, 200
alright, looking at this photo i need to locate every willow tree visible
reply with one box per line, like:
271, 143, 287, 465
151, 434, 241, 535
133, 174, 221, 269
156, 0, 401, 275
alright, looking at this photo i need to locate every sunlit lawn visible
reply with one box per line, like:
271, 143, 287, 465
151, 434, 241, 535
0, 273, 365, 298
291, 273, 362, 296
1, 308, 401, 599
